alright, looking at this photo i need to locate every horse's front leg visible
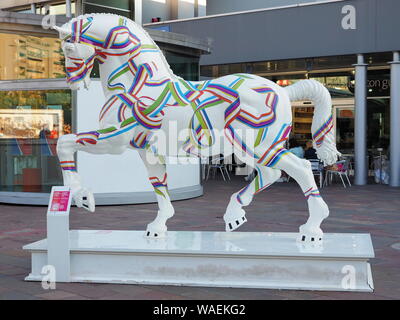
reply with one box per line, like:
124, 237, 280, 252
138, 149, 175, 238
57, 130, 129, 212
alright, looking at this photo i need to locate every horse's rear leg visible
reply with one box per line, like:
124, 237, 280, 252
138, 150, 174, 238
224, 164, 282, 231
270, 151, 329, 243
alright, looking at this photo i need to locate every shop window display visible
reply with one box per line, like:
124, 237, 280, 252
0, 90, 72, 192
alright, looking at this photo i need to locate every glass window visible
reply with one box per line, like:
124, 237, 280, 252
334, 99, 390, 157
367, 98, 390, 150
0, 33, 65, 80
164, 51, 199, 81
36, 2, 76, 15
335, 107, 354, 152
83, 0, 132, 18
0, 90, 72, 193
85, 0, 130, 10
347, 70, 390, 97
291, 106, 314, 146
310, 75, 354, 98
200, 65, 212, 78
84, 4, 131, 17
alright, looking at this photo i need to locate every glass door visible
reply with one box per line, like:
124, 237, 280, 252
291, 102, 314, 147
333, 105, 354, 153
332, 101, 354, 176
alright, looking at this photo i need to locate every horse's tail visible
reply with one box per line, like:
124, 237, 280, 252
284, 79, 341, 165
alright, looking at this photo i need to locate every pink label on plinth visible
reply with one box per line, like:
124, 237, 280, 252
50, 191, 71, 212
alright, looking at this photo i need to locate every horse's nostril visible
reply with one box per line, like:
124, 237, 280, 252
65, 60, 76, 68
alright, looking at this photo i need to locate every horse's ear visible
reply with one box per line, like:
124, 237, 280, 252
52, 25, 70, 38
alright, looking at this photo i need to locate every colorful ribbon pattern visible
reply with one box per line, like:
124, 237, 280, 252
60, 15, 307, 197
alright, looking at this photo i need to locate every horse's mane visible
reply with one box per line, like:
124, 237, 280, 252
61, 13, 179, 80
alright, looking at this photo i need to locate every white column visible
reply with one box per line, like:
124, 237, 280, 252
66, 0, 72, 18
30, 3, 36, 13
353, 54, 368, 185
389, 51, 400, 187
135, 0, 143, 25
75, 0, 82, 16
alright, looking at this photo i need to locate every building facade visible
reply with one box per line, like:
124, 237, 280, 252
206, 0, 335, 15
146, 0, 400, 187
1, 0, 399, 197
0, 0, 207, 25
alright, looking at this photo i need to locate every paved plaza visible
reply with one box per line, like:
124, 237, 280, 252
0, 176, 399, 300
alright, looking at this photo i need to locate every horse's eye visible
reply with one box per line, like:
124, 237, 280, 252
65, 44, 75, 53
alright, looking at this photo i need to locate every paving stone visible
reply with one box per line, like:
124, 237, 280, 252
36, 290, 78, 300
0, 176, 399, 299
0, 291, 43, 300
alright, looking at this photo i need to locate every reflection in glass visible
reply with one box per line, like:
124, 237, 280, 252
165, 51, 199, 81
336, 107, 354, 152
35, 3, 76, 15
83, 0, 132, 18
0, 90, 72, 193
0, 33, 65, 80
367, 98, 390, 150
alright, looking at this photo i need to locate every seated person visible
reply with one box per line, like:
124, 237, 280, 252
304, 140, 318, 159
288, 139, 304, 159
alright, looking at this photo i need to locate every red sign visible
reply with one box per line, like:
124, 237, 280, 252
339, 109, 354, 118
50, 191, 71, 212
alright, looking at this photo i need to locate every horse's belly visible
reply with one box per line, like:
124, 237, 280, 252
161, 105, 193, 134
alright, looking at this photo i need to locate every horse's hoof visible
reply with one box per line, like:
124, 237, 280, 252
73, 188, 95, 212
144, 222, 167, 238
297, 234, 323, 243
144, 230, 167, 238
297, 224, 323, 243
225, 215, 247, 232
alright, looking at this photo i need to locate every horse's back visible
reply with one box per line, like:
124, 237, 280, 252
212, 73, 290, 105
210, 73, 292, 125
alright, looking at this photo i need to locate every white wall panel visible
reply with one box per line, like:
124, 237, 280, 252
76, 80, 200, 195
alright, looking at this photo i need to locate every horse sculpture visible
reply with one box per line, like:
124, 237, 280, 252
53, 14, 340, 242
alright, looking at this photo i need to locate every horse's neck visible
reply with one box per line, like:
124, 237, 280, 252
98, 54, 175, 99
98, 58, 126, 98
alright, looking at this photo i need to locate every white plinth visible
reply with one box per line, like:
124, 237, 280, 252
23, 230, 374, 292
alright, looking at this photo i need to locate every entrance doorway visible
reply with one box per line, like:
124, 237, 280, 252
290, 98, 355, 153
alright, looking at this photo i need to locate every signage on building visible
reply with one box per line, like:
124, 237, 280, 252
347, 75, 391, 97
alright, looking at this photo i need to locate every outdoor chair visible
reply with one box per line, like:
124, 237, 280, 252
309, 159, 324, 188
324, 159, 352, 188
286, 159, 324, 187
205, 155, 231, 181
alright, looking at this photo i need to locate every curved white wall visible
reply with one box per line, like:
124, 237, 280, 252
76, 80, 202, 203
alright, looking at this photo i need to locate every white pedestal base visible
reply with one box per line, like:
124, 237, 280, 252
23, 230, 374, 292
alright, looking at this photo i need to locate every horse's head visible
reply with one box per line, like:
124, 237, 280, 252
53, 14, 166, 91
53, 25, 96, 90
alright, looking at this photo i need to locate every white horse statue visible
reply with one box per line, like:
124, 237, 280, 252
53, 14, 340, 242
